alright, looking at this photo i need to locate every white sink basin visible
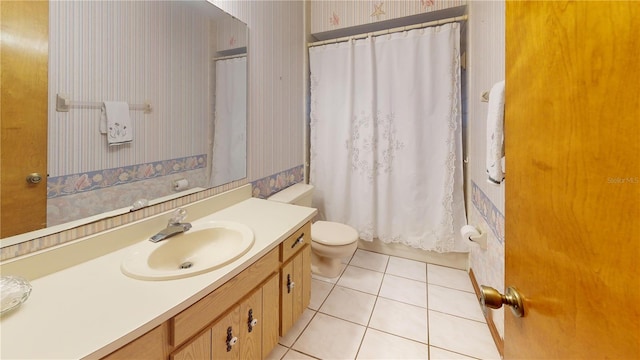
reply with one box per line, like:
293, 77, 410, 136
121, 220, 255, 280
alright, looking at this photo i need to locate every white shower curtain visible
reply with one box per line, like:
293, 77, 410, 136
211, 57, 247, 187
309, 23, 467, 252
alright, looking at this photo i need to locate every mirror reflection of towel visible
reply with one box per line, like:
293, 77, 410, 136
101, 101, 133, 146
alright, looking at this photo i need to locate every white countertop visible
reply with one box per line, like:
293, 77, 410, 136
0, 198, 316, 359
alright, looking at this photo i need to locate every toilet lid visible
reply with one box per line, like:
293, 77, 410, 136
311, 221, 359, 246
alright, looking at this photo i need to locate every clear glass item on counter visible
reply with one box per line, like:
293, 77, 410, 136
1, 275, 32, 314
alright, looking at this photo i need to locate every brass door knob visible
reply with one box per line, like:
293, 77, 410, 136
26, 173, 43, 184
480, 285, 525, 317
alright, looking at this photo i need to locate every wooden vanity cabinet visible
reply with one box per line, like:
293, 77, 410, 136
172, 274, 279, 360
102, 221, 310, 360
279, 222, 312, 336
101, 323, 172, 360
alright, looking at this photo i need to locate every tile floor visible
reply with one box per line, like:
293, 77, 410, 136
266, 249, 501, 360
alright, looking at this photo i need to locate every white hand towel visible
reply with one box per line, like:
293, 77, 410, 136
486, 80, 505, 185
101, 101, 133, 146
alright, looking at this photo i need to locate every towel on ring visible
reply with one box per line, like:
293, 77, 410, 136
486, 80, 505, 185
101, 101, 133, 146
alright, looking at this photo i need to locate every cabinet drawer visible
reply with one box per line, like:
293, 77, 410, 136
280, 221, 311, 263
171, 247, 279, 347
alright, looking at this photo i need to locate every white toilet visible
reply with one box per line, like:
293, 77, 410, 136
268, 183, 358, 278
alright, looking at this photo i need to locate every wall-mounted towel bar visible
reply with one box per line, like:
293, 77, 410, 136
213, 53, 247, 61
56, 94, 152, 114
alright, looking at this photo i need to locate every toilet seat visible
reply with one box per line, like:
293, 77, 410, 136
311, 221, 358, 246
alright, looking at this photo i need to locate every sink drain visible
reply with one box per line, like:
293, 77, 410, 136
179, 261, 194, 269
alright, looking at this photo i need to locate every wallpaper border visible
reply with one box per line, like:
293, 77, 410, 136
471, 180, 505, 244
1, 179, 247, 261
47, 155, 207, 198
250, 165, 305, 199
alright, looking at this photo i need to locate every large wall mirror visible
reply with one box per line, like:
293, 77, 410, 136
0, 0, 247, 244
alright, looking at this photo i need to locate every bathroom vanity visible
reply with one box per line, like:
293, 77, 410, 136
104, 221, 311, 360
0, 186, 316, 359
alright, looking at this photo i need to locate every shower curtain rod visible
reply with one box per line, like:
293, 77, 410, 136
308, 14, 468, 48
212, 53, 247, 61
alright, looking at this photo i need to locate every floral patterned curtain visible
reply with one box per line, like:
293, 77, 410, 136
309, 23, 467, 252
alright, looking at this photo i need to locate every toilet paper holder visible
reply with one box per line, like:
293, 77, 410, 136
461, 225, 487, 250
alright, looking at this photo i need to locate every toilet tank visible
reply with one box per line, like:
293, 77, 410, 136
267, 183, 314, 207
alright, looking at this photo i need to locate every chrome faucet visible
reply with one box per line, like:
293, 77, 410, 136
149, 208, 192, 243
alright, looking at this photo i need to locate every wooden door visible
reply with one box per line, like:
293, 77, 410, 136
505, 1, 640, 358
0, 0, 49, 237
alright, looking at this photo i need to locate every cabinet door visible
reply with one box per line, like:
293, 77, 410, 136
171, 329, 211, 360
301, 244, 312, 311
291, 249, 305, 322
280, 244, 311, 336
280, 259, 294, 335
211, 307, 240, 360
262, 274, 280, 355
239, 286, 262, 359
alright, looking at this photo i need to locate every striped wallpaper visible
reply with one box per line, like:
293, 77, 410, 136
216, 15, 248, 53
466, 0, 506, 217
211, 0, 306, 182
48, 1, 212, 176
466, 0, 506, 339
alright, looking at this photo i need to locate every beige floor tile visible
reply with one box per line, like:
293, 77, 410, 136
337, 265, 384, 295
309, 278, 334, 310
386, 256, 427, 282
266, 344, 289, 360
427, 264, 474, 293
429, 310, 500, 359
282, 349, 318, 360
428, 284, 485, 322
430, 346, 477, 360
278, 257, 499, 360
292, 313, 366, 359
319, 285, 377, 325
356, 328, 429, 359
349, 249, 389, 272
368, 297, 427, 343
279, 308, 316, 347
378, 273, 427, 307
